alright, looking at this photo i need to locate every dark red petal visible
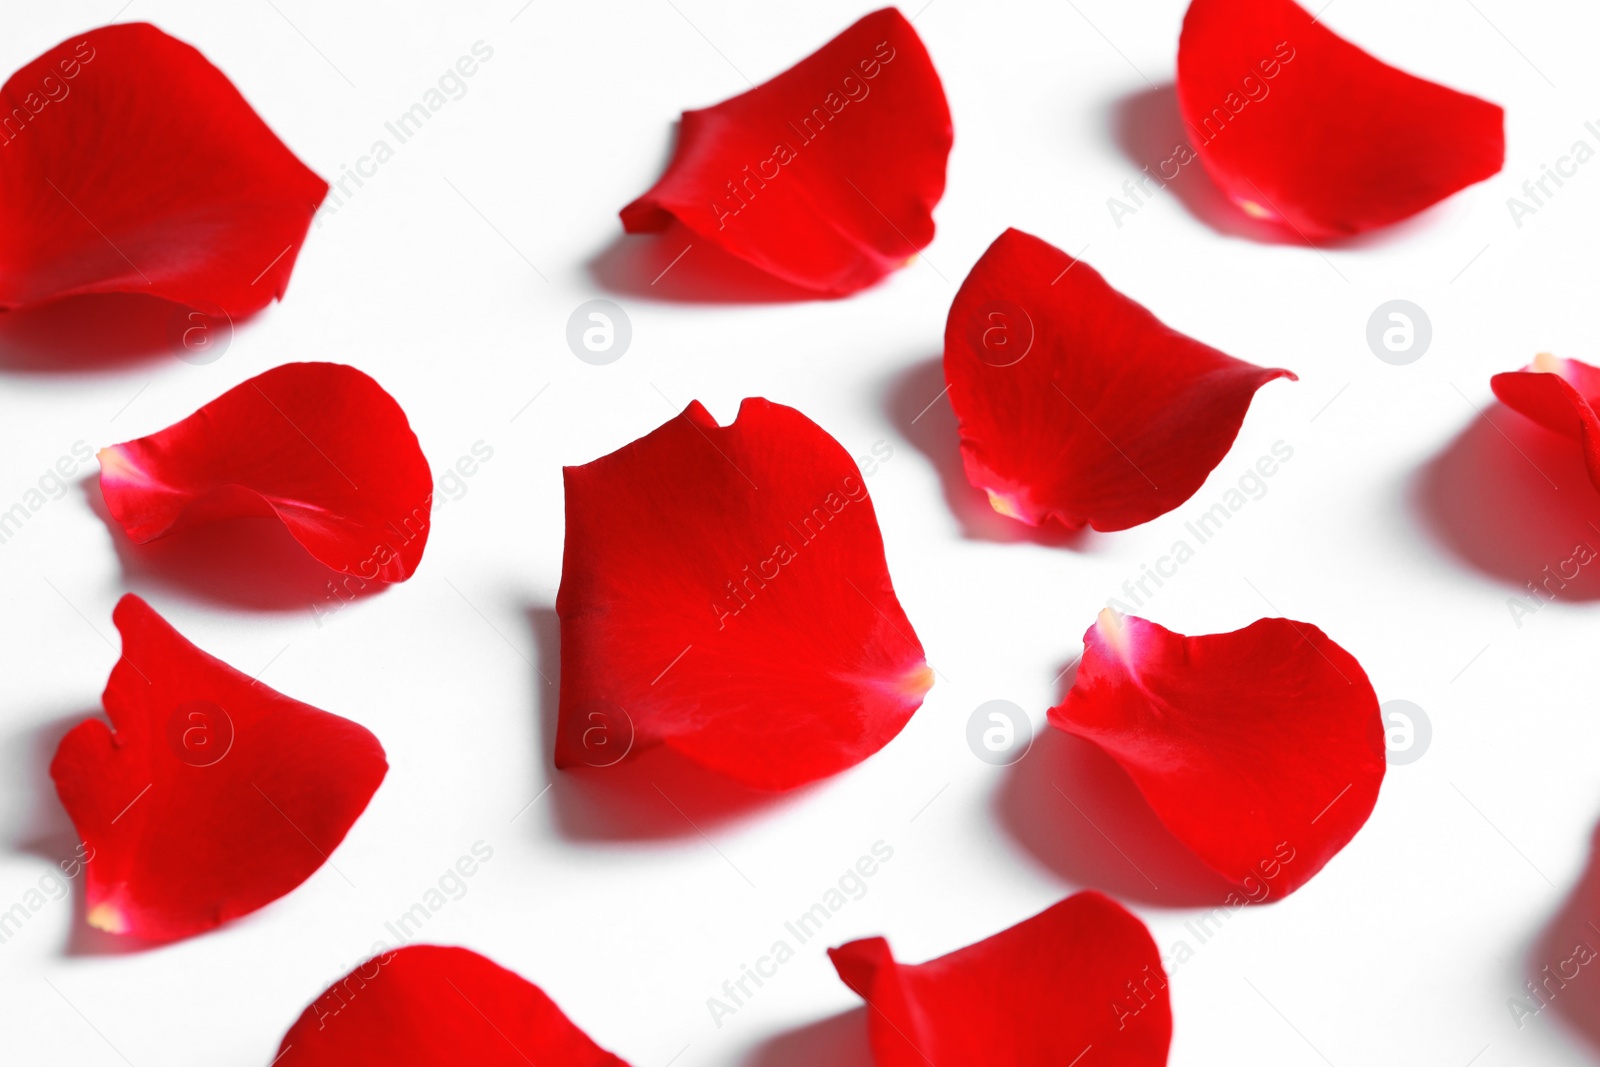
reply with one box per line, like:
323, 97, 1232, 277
944, 228, 1294, 531
274, 945, 629, 1066
620, 8, 951, 296
556, 398, 930, 791
1177, 0, 1504, 237
99, 362, 433, 582
830, 891, 1171, 1066
49, 594, 386, 941
1491, 354, 1600, 493
0, 23, 326, 316
1050, 610, 1385, 898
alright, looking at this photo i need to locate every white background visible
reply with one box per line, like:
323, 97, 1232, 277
1, 0, 1597, 1063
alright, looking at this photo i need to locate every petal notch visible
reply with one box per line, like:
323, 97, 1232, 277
621, 8, 951, 295
50, 594, 387, 941
99, 362, 433, 582
0, 23, 327, 315
275, 945, 629, 1066
1050, 610, 1384, 898
830, 891, 1171, 1066
1177, 0, 1504, 237
944, 228, 1294, 531
556, 398, 930, 790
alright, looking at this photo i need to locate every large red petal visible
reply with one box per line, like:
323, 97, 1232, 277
99, 362, 433, 582
1491, 354, 1600, 493
830, 891, 1171, 1066
1177, 0, 1504, 237
1050, 610, 1385, 898
0, 23, 327, 316
944, 228, 1294, 531
556, 398, 931, 791
274, 945, 628, 1066
620, 8, 951, 296
49, 594, 387, 941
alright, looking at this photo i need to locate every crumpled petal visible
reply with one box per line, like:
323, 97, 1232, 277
556, 398, 931, 790
1491, 353, 1600, 493
49, 594, 387, 942
1049, 609, 1385, 898
620, 7, 951, 295
1177, 0, 1504, 237
274, 945, 629, 1066
944, 228, 1294, 531
0, 23, 327, 316
99, 362, 433, 582
830, 891, 1171, 1066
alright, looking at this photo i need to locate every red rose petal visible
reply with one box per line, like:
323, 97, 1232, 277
49, 594, 387, 941
829, 891, 1171, 1066
275, 945, 628, 1066
556, 398, 931, 791
0, 23, 327, 316
1049, 610, 1385, 898
99, 362, 433, 583
620, 8, 951, 296
1491, 354, 1600, 493
944, 228, 1294, 531
1177, 0, 1504, 237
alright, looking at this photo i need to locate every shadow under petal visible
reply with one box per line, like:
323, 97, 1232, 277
587, 220, 821, 305
82, 475, 386, 615
881, 356, 1097, 549
0, 292, 225, 373
995, 658, 1240, 909
524, 603, 799, 843
740, 1008, 873, 1067
1411, 408, 1600, 602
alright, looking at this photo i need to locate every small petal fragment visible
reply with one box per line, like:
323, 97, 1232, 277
830, 891, 1171, 1066
621, 8, 952, 295
274, 945, 629, 1066
944, 228, 1294, 531
0, 23, 327, 315
1177, 0, 1504, 237
1491, 355, 1600, 493
1050, 610, 1385, 898
99, 362, 433, 582
50, 595, 387, 942
556, 398, 930, 790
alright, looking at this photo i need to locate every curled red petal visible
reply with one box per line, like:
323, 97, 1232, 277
944, 228, 1294, 531
99, 362, 433, 582
1490, 354, 1600, 493
49, 594, 387, 941
620, 8, 951, 295
556, 398, 931, 790
274, 945, 629, 1066
1050, 610, 1385, 898
830, 891, 1171, 1066
0, 23, 327, 316
1177, 0, 1504, 237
